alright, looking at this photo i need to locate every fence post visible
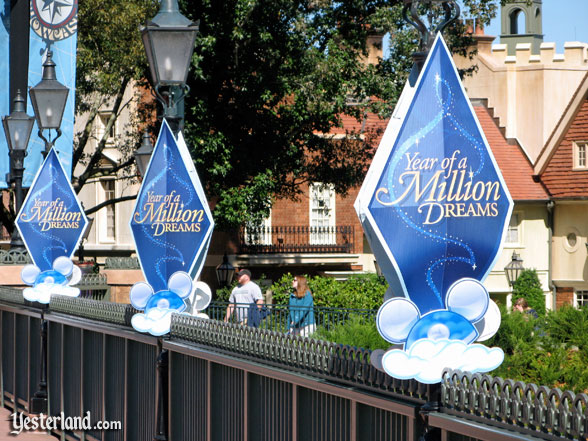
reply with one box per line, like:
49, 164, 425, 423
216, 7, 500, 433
30, 304, 48, 414
417, 382, 441, 440
154, 337, 169, 441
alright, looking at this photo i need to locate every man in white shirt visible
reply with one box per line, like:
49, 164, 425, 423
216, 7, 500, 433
224, 269, 263, 323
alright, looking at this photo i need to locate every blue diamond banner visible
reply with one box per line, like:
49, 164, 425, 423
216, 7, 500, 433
16, 148, 88, 271
355, 34, 512, 383
130, 120, 214, 293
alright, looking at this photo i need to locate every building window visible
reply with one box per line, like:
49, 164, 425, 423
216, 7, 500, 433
575, 291, 588, 308
244, 213, 272, 246
574, 142, 588, 170
563, 227, 581, 253
309, 183, 336, 244
96, 112, 117, 146
99, 180, 116, 242
505, 212, 520, 244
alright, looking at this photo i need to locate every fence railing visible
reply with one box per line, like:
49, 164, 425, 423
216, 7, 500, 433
76, 273, 111, 301
0, 288, 586, 441
207, 301, 376, 334
239, 225, 355, 254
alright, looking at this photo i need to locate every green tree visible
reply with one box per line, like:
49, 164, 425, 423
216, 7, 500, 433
181, 0, 501, 228
1, 0, 508, 235
512, 269, 546, 316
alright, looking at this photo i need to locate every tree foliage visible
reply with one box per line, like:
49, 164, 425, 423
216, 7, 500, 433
73, 0, 158, 202
0, 0, 509, 234
512, 269, 546, 316
180, 0, 501, 228
486, 305, 588, 393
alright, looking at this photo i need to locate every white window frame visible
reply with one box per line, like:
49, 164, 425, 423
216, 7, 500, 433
96, 179, 117, 243
309, 182, 336, 245
244, 212, 272, 246
574, 290, 588, 308
573, 141, 588, 170
505, 212, 522, 246
96, 112, 117, 146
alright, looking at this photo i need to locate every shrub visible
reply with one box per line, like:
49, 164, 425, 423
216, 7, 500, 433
512, 269, 546, 316
486, 305, 588, 393
313, 316, 389, 351
270, 273, 387, 310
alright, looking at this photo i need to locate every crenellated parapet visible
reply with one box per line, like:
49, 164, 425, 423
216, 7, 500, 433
490, 41, 588, 66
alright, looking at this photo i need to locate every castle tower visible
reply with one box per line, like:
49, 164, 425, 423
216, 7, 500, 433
500, 0, 543, 55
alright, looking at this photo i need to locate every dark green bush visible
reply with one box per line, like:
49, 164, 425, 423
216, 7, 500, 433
313, 316, 389, 351
270, 273, 387, 310
512, 269, 546, 316
486, 305, 588, 393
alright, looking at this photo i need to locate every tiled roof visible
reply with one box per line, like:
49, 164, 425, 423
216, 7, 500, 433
540, 98, 588, 198
328, 103, 549, 201
327, 111, 389, 150
473, 105, 549, 201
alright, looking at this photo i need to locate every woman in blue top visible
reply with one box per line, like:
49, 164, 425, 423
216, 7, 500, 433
289, 276, 316, 336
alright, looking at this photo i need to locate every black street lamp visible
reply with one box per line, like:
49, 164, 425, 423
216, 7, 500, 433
134, 130, 154, 178
3, 90, 34, 251
141, 0, 199, 135
29, 51, 69, 156
142, 7, 199, 439
216, 253, 235, 288
504, 251, 525, 286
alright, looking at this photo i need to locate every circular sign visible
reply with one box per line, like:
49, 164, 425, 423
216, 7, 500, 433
30, 0, 78, 42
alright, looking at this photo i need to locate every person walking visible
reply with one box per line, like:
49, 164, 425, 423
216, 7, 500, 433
224, 269, 263, 324
288, 275, 316, 336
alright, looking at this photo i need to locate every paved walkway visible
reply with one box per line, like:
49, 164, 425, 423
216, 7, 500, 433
0, 407, 57, 440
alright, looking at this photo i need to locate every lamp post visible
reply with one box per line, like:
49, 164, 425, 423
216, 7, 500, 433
29, 51, 69, 157
216, 253, 235, 288
504, 251, 525, 286
402, 0, 460, 84
141, 4, 198, 440
140, 0, 199, 136
134, 130, 154, 178
3, 90, 34, 250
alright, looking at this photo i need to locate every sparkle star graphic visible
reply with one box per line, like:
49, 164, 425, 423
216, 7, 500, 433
41, 0, 73, 24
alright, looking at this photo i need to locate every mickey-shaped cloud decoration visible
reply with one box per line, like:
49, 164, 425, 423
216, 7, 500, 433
131, 271, 192, 313
377, 278, 492, 350
21, 256, 81, 304
130, 271, 195, 336
376, 277, 503, 383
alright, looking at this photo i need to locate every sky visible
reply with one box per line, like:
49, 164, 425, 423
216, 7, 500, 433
484, 0, 588, 49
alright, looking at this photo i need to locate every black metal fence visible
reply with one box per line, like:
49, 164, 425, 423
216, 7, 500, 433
0, 288, 586, 441
239, 225, 355, 254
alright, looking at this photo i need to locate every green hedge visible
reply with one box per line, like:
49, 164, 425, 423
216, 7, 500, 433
270, 273, 387, 310
486, 305, 588, 393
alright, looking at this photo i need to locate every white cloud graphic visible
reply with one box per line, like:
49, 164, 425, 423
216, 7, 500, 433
23, 284, 80, 304
381, 339, 504, 384
131, 308, 174, 336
